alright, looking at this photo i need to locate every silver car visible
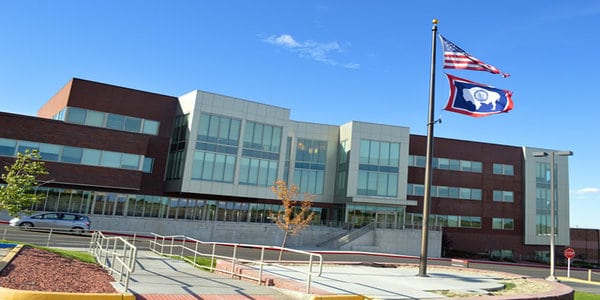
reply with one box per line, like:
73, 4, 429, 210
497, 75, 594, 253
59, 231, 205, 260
9, 212, 91, 234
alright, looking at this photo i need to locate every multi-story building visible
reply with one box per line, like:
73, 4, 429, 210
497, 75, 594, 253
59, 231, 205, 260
0, 78, 573, 261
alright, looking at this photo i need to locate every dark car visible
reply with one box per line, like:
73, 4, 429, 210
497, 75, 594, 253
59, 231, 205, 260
9, 212, 91, 234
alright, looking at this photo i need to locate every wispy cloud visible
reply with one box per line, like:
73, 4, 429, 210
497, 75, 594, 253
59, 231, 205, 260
575, 187, 600, 194
265, 34, 359, 69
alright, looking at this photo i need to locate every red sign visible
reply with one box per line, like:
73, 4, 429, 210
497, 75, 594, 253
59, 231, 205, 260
564, 247, 575, 259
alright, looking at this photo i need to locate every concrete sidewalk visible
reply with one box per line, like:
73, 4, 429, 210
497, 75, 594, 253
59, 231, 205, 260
123, 250, 289, 299
122, 251, 574, 300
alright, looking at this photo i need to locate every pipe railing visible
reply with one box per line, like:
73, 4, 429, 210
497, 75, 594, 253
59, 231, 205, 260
89, 231, 137, 291
149, 233, 323, 293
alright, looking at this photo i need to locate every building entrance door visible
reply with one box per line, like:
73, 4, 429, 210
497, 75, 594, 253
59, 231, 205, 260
375, 211, 397, 229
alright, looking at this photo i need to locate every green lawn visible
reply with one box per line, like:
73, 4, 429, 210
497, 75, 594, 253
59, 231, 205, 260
575, 291, 600, 300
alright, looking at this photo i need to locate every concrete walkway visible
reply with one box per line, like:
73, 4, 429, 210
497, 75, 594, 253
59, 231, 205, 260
122, 251, 575, 300
124, 250, 289, 299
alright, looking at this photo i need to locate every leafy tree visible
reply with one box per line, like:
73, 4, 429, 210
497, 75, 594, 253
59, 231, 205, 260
0, 150, 49, 216
270, 180, 315, 260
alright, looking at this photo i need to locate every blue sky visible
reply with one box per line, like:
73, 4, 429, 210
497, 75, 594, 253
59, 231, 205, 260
1, 1, 598, 229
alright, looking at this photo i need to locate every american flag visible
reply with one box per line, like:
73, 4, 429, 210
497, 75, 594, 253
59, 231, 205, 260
440, 35, 509, 78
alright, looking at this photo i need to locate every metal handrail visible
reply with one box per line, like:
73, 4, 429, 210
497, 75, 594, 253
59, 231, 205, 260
89, 231, 137, 291
149, 233, 323, 293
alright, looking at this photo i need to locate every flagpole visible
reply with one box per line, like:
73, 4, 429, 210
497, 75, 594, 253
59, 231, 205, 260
418, 18, 438, 277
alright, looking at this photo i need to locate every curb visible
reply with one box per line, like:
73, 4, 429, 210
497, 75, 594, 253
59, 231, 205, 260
0, 287, 135, 300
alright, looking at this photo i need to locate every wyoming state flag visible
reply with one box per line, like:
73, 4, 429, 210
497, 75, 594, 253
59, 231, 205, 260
444, 74, 514, 118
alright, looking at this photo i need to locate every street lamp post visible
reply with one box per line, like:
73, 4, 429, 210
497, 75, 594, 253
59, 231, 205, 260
532, 150, 572, 281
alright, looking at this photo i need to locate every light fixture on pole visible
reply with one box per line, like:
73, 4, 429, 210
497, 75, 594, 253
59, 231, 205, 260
532, 150, 572, 281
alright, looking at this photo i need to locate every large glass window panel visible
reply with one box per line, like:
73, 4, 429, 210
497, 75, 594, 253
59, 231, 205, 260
271, 127, 282, 152
358, 171, 368, 195
449, 159, 460, 170
257, 160, 269, 185
213, 154, 226, 181
389, 143, 400, 166
263, 126, 273, 152
387, 174, 398, 197
191, 151, 205, 179
85, 110, 105, 127
224, 156, 235, 182
201, 152, 215, 180
228, 119, 241, 146
504, 218, 514, 230
359, 140, 369, 164
124, 117, 142, 133
81, 149, 101, 166
17, 141, 39, 154
39, 143, 60, 161
142, 120, 159, 135
142, 157, 153, 173
0, 138, 16, 156
106, 113, 124, 130
243, 122, 254, 147
198, 115, 210, 141
239, 158, 250, 183
207, 115, 219, 142
62, 146, 83, 164
121, 153, 140, 170
369, 141, 380, 165
448, 187, 459, 198
217, 118, 230, 144
504, 165, 514, 175
66, 107, 86, 124
379, 142, 390, 166
101, 151, 121, 168
267, 160, 278, 186
249, 123, 261, 148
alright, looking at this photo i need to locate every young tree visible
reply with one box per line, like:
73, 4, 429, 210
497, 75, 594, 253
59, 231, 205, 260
270, 180, 315, 260
0, 150, 49, 216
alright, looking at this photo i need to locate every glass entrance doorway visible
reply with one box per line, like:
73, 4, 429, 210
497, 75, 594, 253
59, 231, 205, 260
375, 211, 398, 229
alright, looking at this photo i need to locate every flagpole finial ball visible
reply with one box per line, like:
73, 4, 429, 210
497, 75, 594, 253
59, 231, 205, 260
432, 19, 438, 25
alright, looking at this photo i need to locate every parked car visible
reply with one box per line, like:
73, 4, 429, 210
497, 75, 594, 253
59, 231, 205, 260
8, 212, 91, 235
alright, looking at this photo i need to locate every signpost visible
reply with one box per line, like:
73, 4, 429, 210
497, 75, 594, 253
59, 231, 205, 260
564, 247, 575, 278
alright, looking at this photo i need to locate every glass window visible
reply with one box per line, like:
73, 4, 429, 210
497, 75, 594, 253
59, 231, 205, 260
17, 141, 39, 154
142, 120, 159, 135
504, 165, 514, 176
85, 110, 105, 127
142, 157, 153, 173
101, 151, 121, 168
106, 113, 124, 130
124, 116, 142, 133
38, 143, 60, 161
121, 153, 140, 170
81, 149, 101, 166
0, 138, 16, 156
62, 146, 83, 164
66, 107, 86, 124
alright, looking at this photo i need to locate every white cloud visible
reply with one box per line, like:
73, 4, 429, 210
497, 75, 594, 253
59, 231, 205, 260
265, 34, 358, 69
266, 34, 300, 48
575, 187, 600, 194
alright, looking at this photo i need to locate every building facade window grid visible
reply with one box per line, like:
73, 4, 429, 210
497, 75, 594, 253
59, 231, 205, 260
29, 186, 325, 225
293, 138, 327, 194
408, 155, 482, 173
493, 190, 514, 202
493, 163, 514, 176
357, 139, 400, 197
0, 137, 152, 172
59, 107, 159, 135
407, 183, 482, 201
